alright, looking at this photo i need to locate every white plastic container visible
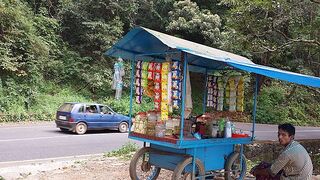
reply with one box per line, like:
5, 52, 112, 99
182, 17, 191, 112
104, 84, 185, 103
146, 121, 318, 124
224, 120, 232, 138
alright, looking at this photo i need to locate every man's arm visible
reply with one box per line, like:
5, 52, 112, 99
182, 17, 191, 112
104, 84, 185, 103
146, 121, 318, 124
269, 153, 290, 176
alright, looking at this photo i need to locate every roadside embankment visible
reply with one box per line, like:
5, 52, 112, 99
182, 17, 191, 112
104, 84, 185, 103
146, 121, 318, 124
245, 139, 320, 175
0, 139, 319, 179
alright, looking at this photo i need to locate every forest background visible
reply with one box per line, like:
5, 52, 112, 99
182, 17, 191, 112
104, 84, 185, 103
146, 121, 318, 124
0, 0, 319, 125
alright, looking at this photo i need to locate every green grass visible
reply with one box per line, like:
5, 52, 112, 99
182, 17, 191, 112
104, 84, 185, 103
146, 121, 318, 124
104, 142, 139, 160
0, 82, 93, 122
246, 159, 259, 172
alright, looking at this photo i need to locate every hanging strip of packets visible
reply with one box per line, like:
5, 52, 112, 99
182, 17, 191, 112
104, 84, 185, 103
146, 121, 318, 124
154, 63, 162, 110
161, 62, 170, 121
135, 61, 182, 114
171, 61, 182, 110
135, 61, 143, 104
206, 76, 218, 110
206, 75, 244, 112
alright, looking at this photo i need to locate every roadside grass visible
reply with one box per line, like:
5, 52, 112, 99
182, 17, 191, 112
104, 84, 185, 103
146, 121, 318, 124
0, 83, 92, 122
104, 142, 139, 160
246, 159, 259, 172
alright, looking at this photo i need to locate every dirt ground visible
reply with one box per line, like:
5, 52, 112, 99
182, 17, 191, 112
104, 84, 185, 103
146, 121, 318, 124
1, 154, 320, 180
0, 154, 250, 180
0, 154, 174, 180
0, 121, 319, 180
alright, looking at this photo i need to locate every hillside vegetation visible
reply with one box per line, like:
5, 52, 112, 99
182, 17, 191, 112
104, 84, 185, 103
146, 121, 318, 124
0, 0, 319, 125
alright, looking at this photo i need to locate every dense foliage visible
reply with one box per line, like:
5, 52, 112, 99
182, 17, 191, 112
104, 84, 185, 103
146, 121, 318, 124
0, 0, 319, 125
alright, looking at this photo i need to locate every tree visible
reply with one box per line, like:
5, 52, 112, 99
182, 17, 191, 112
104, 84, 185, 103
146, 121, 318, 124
59, 0, 124, 60
220, 0, 320, 90
166, 0, 222, 46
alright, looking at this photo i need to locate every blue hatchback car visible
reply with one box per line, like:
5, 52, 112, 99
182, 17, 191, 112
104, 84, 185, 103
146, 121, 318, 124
55, 103, 130, 134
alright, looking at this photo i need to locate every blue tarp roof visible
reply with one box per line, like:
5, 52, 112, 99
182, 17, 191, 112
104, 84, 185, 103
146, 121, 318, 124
105, 26, 320, 88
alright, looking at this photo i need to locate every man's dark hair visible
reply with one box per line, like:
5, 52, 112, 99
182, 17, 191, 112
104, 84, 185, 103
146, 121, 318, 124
278, 123, 295, 136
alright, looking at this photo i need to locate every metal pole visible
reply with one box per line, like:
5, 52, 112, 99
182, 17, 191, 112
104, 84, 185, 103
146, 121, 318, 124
192, 148, 197, 180
202, 69, 208, 114
251, 75, 259, 140
128, 57, 136, 133
239, 144, 244, 180
180, 52, 188, 140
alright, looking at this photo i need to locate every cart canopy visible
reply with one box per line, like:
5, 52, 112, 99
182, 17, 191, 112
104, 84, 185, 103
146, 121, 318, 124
105, 26, 320, 88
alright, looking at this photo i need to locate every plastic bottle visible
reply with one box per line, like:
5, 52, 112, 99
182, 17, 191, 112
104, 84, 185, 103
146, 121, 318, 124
209, 123, 219, 138
224, 118, 232, 138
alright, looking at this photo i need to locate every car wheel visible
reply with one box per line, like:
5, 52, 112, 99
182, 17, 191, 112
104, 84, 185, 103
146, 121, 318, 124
118, 122, 128, 133
75, 122, 87, 135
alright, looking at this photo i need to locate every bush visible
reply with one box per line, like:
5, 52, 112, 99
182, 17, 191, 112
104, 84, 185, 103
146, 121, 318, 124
104, 92, 154, 116
0, 81, 92, 122
251, 81, 320, 126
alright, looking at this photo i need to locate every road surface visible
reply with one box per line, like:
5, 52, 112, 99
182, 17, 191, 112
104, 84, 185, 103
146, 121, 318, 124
235, 122, 320, 140
0, 122, 320, 163
0, 122, 139, 163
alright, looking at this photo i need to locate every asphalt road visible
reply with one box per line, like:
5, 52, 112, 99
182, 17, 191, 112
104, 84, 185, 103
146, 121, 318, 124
234, 122, 320, 141
0, 122, 140, 163
0, 122, 320, 163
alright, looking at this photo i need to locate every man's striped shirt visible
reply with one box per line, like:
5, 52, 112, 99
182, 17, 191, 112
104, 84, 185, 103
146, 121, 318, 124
270, 140, 313, 180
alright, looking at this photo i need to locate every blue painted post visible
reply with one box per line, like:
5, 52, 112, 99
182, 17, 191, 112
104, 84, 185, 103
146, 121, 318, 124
180, 52, 188, 140
239, 144, 245, 180
251, 75, 259, 140
202, 69, 208, 114
192, 148, 197, 180
128, 57, 136, 133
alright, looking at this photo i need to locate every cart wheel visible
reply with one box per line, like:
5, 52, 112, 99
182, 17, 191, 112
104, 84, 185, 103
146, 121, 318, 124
224, 152, 247, 180
172, 157, 205, 180
129, 147, 161, 180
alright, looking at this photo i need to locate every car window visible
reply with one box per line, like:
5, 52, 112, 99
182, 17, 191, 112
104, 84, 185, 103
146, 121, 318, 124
85, 105, 98, 113
78, 105, 85, 113
58, 103, 74, 112
99, 105, 113, 114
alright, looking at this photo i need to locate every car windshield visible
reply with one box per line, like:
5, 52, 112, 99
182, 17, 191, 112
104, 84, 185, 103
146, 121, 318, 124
58, 103, 74, 112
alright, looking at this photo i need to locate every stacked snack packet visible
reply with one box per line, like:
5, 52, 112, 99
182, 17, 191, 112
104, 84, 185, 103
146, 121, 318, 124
154, 63, 162, 110
135, 61, 143, 104
217, 77, 224, 111
228, 77, 237, 112
161, 62, 170, 121
236, 76, 245, 112
171, 61, 182, 110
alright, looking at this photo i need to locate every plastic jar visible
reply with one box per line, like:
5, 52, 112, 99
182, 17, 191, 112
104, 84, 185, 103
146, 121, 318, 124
147, 111, 157, 121
155, 122, 166, 137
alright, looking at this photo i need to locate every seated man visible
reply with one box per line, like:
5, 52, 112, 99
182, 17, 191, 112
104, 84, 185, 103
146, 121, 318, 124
252, 123, 313, 179
86, 107, 93, 113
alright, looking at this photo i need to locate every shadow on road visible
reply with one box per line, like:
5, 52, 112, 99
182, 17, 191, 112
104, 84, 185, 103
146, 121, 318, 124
47, 129, 125, 135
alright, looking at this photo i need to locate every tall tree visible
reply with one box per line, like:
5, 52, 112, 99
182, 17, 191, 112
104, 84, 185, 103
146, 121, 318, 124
166, 0, 222, 46
220, 0, 320, 89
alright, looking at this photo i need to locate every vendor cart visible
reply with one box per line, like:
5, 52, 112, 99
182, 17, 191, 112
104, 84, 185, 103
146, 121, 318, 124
105, 27, 320, 180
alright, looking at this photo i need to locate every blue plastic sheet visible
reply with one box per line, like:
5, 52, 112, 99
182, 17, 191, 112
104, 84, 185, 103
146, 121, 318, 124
106, 26, 320, 88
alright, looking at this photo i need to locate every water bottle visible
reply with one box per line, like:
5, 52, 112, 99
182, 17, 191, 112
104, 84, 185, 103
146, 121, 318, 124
224, 118, 232, 138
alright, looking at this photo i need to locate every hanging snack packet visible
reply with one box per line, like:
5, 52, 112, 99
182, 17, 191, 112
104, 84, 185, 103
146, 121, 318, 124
155, 63, 162, 72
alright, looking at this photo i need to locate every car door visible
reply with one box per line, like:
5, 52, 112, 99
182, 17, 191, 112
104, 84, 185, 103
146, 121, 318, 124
99, 105, 118, 128
84, 104, 101, 128
73, 104, 86, 121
